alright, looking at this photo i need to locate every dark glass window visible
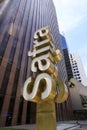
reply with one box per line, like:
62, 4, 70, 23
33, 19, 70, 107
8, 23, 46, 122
26, 102, 31, 124
0, 63, 12, 116
9, 0, 26, 63
17, 96, 24, 125
6, 67, 20, 126
11, 68, 20, 97
0, 32, 10, 64
5, 97, 15, 126
9, 33, 18, 62
0, 63, 12, 95
0, 96, 3, 114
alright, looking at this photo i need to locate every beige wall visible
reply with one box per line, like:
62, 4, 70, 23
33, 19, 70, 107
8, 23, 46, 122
69, 78, 87, 110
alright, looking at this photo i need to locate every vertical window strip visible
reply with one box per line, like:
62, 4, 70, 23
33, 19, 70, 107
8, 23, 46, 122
36, 0, 39, 30
26, 102, 31, 124
17, 96, 24, 125
17, 0, 32, 125
8, 0, 27, 63
17, 0, 30, 69
6, 68, 20, 126
25, 0, 38, 124
0, 32, 10, 65
0, 63, 12, 114
0, 0, 21, 65
39, 0, 42, 28
22, 0, 35, 83
5, 97, 15, 126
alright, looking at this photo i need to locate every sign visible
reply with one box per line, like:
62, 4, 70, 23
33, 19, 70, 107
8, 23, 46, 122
23, 26, 68, 130
23, 26, 68, 103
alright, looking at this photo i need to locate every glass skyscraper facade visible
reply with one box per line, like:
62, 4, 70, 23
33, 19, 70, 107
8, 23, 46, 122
60, 34, 73, 80
0, 0, 73, 126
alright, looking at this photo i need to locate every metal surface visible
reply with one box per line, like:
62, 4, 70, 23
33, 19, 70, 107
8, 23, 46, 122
23, 26, 68, 130
36, 101, 56, 130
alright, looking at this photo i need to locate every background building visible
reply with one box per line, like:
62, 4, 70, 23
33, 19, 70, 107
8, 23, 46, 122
60, 34, 73, 80
69, 78, 87, 119
0, 0, 73, 126
70, 53, 87, 86
60, 34, 87, 119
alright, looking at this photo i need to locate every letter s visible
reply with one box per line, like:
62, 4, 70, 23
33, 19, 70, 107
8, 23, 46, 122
23, 73, 56, 103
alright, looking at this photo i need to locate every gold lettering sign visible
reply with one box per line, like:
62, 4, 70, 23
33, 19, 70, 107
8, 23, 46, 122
23, 26, 68, 103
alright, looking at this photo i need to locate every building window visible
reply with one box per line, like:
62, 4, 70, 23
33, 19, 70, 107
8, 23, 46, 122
0, 32, 10, 64
17, 96, 24, 125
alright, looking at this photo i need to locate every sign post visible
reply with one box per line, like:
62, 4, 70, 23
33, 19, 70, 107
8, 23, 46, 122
23, 26, 68, 130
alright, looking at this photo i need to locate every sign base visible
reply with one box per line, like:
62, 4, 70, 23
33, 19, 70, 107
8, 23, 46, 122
36, 101, 57, 130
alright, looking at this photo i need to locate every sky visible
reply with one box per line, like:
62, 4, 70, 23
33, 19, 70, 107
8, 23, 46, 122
53, 0, 87, 76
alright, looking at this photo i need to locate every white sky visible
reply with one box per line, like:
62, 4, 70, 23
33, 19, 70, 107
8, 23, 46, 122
53, 0, 87, 76
53, 0, 87, 32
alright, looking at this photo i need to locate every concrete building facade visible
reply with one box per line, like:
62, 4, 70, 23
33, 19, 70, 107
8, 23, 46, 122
0, 0, 73, 126
70, 53, 87, 86
69, 78, 87, 119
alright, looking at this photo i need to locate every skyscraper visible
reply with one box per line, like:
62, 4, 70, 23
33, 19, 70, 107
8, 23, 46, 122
70, 53, 87, 86
0, 0, 73, 126
60, 34, 73, 80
